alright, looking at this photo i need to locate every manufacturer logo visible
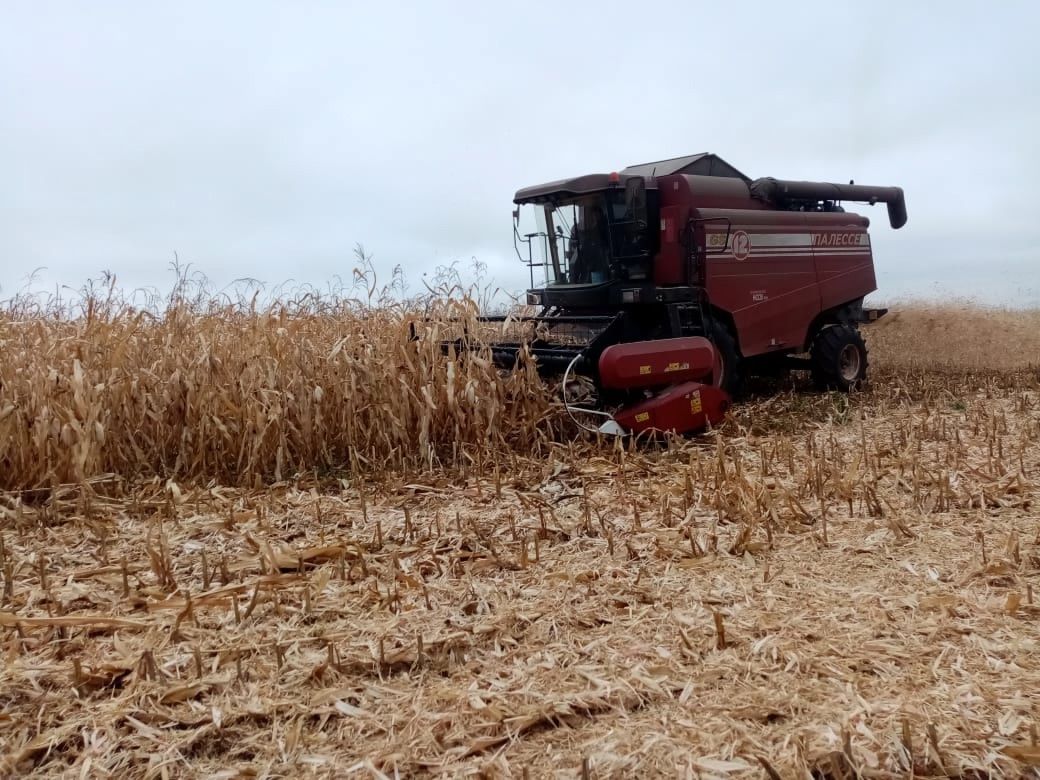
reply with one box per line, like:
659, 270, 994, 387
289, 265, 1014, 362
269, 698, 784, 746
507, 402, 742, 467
813, 233, 865, 247
731, 230, 751, 261
689, 391, 703, 414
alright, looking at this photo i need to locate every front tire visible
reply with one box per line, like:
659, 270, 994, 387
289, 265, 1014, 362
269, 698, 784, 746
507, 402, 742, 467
810, 324, 868, 391
709, 324, 743, 398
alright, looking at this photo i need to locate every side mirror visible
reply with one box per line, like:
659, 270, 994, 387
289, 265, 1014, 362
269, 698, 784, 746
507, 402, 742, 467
693, 217, 732, 255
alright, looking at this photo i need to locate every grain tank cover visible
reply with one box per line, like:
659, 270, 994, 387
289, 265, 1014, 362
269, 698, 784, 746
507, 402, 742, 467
751, 177, 908, 229
622, 153, 750, 181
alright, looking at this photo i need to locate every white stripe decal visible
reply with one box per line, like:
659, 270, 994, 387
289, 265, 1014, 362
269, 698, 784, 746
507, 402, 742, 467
736, 252, 870, 259
732, 247, 871, 255
746, 233, 813, 248
706, 232, 871, 251
742, 246, 871, 253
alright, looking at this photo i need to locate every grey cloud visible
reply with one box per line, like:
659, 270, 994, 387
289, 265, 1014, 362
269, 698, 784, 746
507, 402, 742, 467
2, 0, 1038, 303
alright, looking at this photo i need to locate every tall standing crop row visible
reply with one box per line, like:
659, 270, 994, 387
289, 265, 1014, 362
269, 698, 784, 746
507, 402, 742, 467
0, 278, 558, 492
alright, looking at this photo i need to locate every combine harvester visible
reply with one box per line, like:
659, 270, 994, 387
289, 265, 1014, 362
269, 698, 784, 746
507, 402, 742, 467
457, 153, 907, 437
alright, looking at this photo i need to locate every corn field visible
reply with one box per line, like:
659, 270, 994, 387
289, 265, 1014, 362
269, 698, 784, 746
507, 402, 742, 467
1, 277, 1039, 778
0, 270, 562, 492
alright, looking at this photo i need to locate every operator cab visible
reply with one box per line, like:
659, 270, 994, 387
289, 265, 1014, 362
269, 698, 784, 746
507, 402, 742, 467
512, 173, 658, 307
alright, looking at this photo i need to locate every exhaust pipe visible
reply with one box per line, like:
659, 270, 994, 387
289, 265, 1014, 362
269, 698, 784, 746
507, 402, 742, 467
751, 177, 907, 229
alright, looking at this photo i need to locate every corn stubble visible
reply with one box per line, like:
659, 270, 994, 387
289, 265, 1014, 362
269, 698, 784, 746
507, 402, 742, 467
2, 277, 1040, 778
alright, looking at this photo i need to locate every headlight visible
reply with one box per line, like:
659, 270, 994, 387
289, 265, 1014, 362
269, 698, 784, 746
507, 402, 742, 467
526, 291, 543, 306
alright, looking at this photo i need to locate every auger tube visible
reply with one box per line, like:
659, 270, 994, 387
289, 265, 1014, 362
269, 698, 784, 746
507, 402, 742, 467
750, 177, 908, 229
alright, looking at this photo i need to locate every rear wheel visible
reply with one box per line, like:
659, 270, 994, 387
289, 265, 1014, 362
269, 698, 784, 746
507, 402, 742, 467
810, 324, 868, 391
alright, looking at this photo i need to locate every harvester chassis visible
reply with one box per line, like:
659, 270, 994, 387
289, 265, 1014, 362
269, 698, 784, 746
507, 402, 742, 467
425, 151, 905, 437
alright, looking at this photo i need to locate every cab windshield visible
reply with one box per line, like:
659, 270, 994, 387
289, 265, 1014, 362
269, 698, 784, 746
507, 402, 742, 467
516, 179, 649, 286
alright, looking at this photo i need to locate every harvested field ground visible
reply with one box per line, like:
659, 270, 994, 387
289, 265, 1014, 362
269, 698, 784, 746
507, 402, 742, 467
2, 298, 1040, 778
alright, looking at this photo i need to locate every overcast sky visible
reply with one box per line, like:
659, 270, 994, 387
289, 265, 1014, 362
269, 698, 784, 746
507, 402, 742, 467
2, 1, 1038, 306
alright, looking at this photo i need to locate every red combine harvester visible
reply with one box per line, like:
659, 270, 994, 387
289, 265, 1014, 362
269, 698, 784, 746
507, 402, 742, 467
468, 153, 906, 436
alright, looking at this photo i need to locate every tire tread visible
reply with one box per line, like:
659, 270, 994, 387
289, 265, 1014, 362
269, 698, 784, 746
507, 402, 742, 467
810, 324, 868, 391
